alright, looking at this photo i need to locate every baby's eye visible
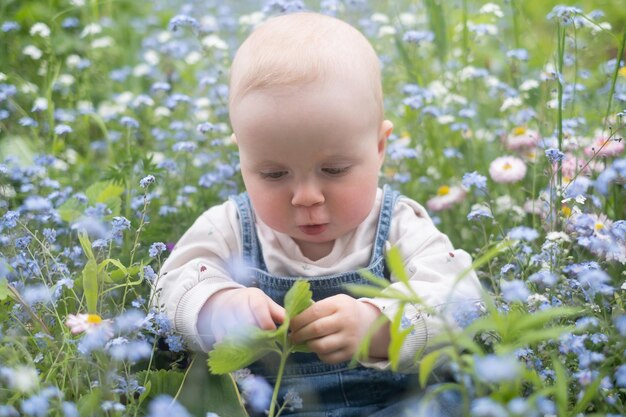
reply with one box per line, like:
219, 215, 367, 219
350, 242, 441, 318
260, 171, 288, 180
322, 167, 350, 176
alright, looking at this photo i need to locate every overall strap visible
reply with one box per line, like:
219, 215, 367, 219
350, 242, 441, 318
370, 185, 401, 264
229, 192, 268, 271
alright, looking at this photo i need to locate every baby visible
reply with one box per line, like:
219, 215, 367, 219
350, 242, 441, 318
154, 11, 482, 416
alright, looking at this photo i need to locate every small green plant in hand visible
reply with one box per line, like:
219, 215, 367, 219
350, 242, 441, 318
208, 280, 314, 417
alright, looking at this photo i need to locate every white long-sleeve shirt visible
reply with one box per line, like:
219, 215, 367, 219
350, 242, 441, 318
152, 188, 482, 371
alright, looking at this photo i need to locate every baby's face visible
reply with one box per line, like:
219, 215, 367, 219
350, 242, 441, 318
231, 79, 388, 260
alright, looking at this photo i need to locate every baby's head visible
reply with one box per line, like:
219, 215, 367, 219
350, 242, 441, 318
229, 12, 384, 125
228, 13, 393, 260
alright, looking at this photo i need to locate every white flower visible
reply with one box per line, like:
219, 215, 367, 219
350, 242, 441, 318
91, 36, 114, 49
30, 23, 51, 38
57, 74, 75, 87
546, 231, 571, 242
201, 34, 228, 50
65, 313, 113, 336
239, 12, 264, 26
32, 97, 48, 112
66, 54, 82, 68
519, 79, 540, 91
80, 23, 102, 38
185, 51, 202, 65
23, 45, 43, 60
7, 366, 39, 393
479, 3, 504, 18
378, 25, 397, 37
0, 72, 6, 82
500, 96, 522, 112
371, 13, 390, 23
133, 63, 151, 77
143, 50, 160, 65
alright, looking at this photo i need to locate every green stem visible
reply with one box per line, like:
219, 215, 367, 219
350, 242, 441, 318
268, 343, 290, 417
555, 22, 566, 232
604, 25, 626, 128
461, 0, 469, 68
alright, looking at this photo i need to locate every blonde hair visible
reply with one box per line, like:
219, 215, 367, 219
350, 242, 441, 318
229, 12, 384, 122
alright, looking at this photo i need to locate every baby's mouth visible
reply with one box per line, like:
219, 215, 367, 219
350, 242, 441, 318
298, 224, 328, 235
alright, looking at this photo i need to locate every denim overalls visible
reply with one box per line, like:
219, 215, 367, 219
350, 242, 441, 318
230, 186, 426, 417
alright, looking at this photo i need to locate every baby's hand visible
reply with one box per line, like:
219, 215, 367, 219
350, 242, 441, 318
201, 288, 285, 343
289, 294, 389, 364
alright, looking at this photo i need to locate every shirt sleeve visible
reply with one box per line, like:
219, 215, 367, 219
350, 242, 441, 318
150, 200, 245, 351
360, 195, 483, 372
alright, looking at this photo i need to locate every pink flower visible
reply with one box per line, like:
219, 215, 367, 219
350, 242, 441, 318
505, 127, 541, 150
65, 313, 112, 335
561, 153, 590, 179
584, 135, 625, 157
426, 185, 466, 212
489, 156, 527, 183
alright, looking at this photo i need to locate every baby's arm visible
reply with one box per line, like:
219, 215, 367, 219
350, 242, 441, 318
151, 202, 262, 351
361, 197, 483, 371
289, 294, 389, 364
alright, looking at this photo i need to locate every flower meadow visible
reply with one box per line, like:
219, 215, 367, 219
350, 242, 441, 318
1, 0, 626, 416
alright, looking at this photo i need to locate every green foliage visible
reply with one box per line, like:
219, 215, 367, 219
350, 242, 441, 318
0, 277, 8, 301
58, 181, 124, 223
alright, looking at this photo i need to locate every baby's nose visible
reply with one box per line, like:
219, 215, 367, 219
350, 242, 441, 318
291, 182, 325, 207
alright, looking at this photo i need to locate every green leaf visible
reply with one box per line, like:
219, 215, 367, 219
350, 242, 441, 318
180, 354, 248, 417
0, 135, 35, 166
57, 197, 84, 223
136, 369, 184, 399
345, 284, 416, 302
511, 307, 580, 333
98, 258, 129, 283
284, 280, 314, 319
552, 356, 569, 417
208, 326, 279, 374
85, 181, 124, 217
82, 259, 98, 314
77, 231, 95, 262
0, 278, 8, 301
388, 305, 412, 371
137, 380, 151, 408
513, 325, 575, 348
572, 373, 604, 415
77, 388, 102, 417
418, 347, 446, 388
109, 263, 141, 282
386, 246, 409, 284
358, 269, 391, 289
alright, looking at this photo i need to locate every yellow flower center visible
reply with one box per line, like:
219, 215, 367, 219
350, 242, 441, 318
513, 126, 526, 136
437, 185, 450, 196
561, 205, 572, 218
503, 162, 512, 170
619, 66, 626, 78
594, 222, 604, 231
86, 314, 103, 324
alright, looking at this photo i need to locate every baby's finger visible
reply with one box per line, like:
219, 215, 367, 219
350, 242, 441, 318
249, 298, 278, 331
306, 332, 346, 355
290, 315, 339, 344
290, 300, 336, 332
268, 299, 286, 325
316, 347, 351, 365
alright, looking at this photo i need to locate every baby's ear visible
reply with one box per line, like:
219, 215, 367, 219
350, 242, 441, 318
230, 133, 238, 145
380, 120, 393, 139
377, 120, 393, 156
